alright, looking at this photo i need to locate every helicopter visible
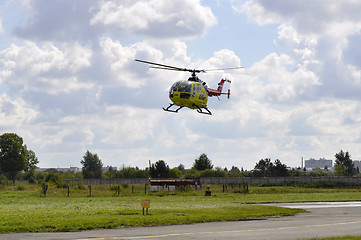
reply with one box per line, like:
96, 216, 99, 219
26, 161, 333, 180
135, 59, 243, 115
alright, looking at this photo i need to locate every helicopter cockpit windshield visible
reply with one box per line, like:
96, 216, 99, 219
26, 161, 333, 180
171, 81, 181, 91
178, 81, 192, 93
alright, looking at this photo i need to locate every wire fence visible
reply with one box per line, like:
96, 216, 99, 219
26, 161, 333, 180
27, 176, 361, 186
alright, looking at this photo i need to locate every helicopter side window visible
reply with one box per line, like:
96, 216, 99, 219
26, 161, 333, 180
196, 84, 200, 92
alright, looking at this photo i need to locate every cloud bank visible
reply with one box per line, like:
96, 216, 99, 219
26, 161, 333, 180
0, 0, 361, 170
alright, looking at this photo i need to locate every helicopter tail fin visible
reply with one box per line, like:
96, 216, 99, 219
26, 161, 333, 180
208, 78, 231, 98
217, 78, 231, 92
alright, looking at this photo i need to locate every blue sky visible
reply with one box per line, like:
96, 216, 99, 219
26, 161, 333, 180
186, 3, 280, 67
1, 0, 361, 170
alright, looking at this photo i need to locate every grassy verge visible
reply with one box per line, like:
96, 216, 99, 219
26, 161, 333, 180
1, 184, 361, 233
0, 194, 303, 233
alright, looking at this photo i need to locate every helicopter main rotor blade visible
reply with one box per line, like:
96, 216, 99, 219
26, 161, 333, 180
150, 66, 188, 71
135, 59, 184, 71
135, 59, 240, 74
204, 66, 245, 72
135, 59, 206, 73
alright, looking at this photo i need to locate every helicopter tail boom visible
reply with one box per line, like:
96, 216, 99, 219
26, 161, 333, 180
208, 78, 231, 98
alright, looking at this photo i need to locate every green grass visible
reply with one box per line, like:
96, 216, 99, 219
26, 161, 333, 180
0, 194, 302, 233
1, 184, 361, 233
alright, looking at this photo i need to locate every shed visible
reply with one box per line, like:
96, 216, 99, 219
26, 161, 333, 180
149, 178, 200, 192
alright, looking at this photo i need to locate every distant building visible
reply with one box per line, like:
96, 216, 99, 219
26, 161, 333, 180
305, 158, 333, 170
36, 167, 81, 173
353, 160, 361, 172
37, 166, 118, 173
102, 165, 117, 173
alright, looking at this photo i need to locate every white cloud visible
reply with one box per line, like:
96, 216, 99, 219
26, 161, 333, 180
99, 105, 161, 145
12, 0, 216, 43
99, 37, 165, 88
248, 53, 320, 102
13, 0, 98, 41
347, 64, 361, 86
90, 0, 162, 29
0, 18, 4, 34
90, 0, 217, 39
277, 24, 301, 47
239, 0, 361, 36
2, 0, 361, 171
239, 0, 361, 102
236, 0, 280, 25
0, 41, 93, 95
0, 93, 38, 129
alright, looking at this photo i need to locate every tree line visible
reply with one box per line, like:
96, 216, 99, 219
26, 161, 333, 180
0, 133, 360, 184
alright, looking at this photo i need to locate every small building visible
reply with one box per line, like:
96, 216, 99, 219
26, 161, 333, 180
149, 178, 201, 192
353, 160, 361, 173
305, 158, 333, 171
102, 165, 118, 173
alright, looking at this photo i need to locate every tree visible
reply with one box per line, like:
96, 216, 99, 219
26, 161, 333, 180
193, 153, 213, 171
81, 151, 103, 179
150, 160, 170, 178
229, 166, 242, 177
176, 164, 186, 174
253, 158, 288, 177
334, 150, 354, 176
0, 133, 38, 181
273, 159, 288, 177
168, 168, 182, 178
26, 149, 39, 172
24, 148, 39, 183
253, 158, 273, 177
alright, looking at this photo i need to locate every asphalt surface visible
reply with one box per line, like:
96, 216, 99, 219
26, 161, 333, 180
2, 202, 361, 240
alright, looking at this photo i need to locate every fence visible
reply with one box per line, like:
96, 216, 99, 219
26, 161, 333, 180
200, 177, 361, 185
14, 176, 361, 186
65, 178, 148, 185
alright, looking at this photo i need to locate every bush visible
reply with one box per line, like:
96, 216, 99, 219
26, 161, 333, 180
0, 174, 8, 185
177, 185, 194, 192
75, 182, 86, 190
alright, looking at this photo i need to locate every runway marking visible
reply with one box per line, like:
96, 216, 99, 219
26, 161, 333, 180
74, 220, 361, 240
273, 201, 361, 209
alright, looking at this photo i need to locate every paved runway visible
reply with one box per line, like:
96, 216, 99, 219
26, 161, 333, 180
2, 202, 361, 240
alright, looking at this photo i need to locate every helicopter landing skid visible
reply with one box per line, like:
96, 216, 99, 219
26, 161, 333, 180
194, 104, 212, 115
163, 104, 184, 113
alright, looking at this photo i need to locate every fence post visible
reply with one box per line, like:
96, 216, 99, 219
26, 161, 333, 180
42, 183, 48, 197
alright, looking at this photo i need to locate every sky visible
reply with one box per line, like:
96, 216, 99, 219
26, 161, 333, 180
1, 0, 361, 170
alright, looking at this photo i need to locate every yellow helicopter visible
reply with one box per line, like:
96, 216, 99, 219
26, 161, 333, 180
135, 59, 243, 115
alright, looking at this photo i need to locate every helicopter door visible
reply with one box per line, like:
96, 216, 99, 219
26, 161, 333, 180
192, 84, 196, 97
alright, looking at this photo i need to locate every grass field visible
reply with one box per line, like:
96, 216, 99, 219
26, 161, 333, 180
0, 183, 361, 233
